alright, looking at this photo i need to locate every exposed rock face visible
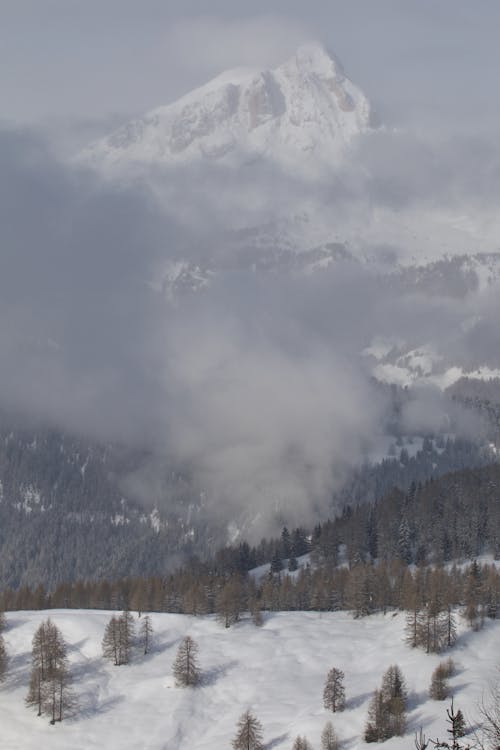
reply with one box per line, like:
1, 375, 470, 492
83, 42, 372, 176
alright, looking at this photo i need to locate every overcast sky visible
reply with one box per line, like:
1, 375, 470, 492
2, 0, 500, 132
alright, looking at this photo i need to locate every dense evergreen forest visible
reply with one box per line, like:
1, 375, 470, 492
0, 412, 495, 589
1, 462, 499, 639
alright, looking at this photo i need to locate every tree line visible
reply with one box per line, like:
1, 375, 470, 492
1, 560, 498, 644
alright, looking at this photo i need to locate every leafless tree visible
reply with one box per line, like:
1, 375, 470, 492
173, 635, 200, 687
321, 720, 340, 750
232, 709, 264, 750
323, 667, 346, 712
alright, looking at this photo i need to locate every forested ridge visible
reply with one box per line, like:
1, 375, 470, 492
1, 462, 499, 636
0, 412, 494, 588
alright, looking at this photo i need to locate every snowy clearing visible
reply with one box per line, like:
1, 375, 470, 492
1, 609, 499, 749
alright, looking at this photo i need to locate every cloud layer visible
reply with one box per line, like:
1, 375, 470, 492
2, 86, 500, 535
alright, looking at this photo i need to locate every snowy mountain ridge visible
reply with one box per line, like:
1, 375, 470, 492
83, 42, 372, 176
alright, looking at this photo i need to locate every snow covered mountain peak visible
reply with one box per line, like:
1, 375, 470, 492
291, 41, 345, 78
82, 42, 372, 177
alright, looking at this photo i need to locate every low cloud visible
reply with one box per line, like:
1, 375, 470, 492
1, 122, 500, 538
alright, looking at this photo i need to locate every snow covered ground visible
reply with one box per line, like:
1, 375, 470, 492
2, 608, 499, 749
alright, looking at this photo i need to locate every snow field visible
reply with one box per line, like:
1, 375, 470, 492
1, 609, 499, 750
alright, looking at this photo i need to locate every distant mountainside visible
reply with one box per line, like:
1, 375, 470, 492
82, 42, 372, 176
0, 412, 494, 589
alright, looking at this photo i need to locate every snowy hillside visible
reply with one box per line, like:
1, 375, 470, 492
83, 42, 372, 176
2, 609, 499, 749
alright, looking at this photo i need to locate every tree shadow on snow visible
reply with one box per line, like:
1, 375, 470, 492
67, 637, 90, 655
407, 690, 429, 710
450, 681, 469, 694
265, 732, 289, 749
147, 637, 177, 656
70, 653, 106, 682
4, 615, 29, 631
407, 709, 429, 734
200, 660, 239, 687
346, 691, 372, 709
4, 649, 32, 690
343, 733, 367, 748
78, 692, 125, 720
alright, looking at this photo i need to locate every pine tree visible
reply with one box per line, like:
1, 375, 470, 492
415, 700, 472, 750
321, 720, 339, 750
454, 710, 466, 739
281, 527, 291, 558
270, 551, 284, 575
139, 614, 153, 655
323, 667, 346, 712
232, 709, 264, 750
173, 636, 200, 687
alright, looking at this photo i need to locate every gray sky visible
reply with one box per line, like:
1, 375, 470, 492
2, 0, 500, 132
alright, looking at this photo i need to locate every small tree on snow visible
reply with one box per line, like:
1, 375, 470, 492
140, 614, 153, 655
173, 636, 200, 687
26, 619, 73, 722
292, 736, 313, 750
232, 709, 264, 750
102, 616, 120, 666
365, 665, 407, 742
321, 720, 340, 750
102, 611, 135, 666
430, 663, 450, 701
323, 667, 346, 712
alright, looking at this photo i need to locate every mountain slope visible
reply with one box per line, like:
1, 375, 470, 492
83, 42, 372, 176
2, 609, 499, 749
